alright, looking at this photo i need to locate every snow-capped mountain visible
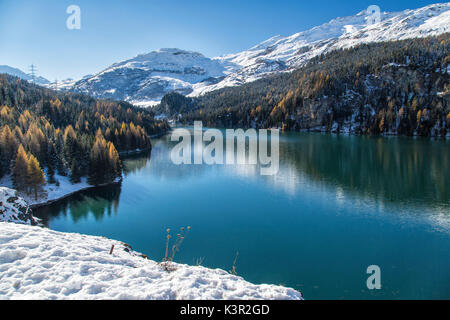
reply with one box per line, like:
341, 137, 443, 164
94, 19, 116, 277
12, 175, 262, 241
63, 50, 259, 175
0, 65, 50, 86
47, 77, 85, 92
72, 48, 226, 107
71, 3, 450, 106
196, 2, 450, 95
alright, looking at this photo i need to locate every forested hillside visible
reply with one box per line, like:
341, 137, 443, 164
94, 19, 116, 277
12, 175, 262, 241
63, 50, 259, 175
0, 75, 169, 199
156, 35, 450, 137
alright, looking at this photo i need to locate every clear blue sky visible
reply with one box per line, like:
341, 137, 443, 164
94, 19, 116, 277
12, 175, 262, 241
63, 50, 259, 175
0, 0, 440, 81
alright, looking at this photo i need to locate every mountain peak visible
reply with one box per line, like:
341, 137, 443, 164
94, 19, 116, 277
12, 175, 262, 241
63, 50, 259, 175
72, 47, 225, 107
71, 2, 450, 106
156, 48, 203, 56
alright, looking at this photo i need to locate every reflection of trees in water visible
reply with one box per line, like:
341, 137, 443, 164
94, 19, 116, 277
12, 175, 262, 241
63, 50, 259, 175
35, 132, 449, 226
122, 150, 151, 176
34, 183, 122, 226
134, 133, 450, 208
281, 133, 450, 206
129, 135, 211, 179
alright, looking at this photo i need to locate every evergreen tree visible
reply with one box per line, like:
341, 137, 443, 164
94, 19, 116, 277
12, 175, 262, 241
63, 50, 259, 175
47, 162, 56, 184
70, 159, 81, 184
0, 72, 166, 184
0, 148, 3, 178
46, 142, 57, 184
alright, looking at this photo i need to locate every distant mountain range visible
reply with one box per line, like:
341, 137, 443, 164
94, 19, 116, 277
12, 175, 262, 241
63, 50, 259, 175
0, 65, 50, 86
1, 3, 449, 107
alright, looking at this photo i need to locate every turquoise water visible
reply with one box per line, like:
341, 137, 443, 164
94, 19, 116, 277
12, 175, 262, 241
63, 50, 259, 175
35, 132, 450, 300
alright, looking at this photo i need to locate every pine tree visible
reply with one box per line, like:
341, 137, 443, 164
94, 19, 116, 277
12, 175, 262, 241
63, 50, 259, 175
12, 144, 29, 193
47, 162, 56, 184
47, 142, 57, 184
64, 126, 77, 161
0, 148, 3, 178
70, 159, 81, 184
27, 154, 46, 200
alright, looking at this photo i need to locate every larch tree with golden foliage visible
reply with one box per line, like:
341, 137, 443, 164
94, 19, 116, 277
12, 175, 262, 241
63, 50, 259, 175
88, 135, 122, 186
27, 154, 46, 200
12, 144, 29, 193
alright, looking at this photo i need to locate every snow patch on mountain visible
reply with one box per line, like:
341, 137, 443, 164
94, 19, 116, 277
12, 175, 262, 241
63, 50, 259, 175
192, 2, 450, 96
68, 3, 450, 106
72, 49, 227, 107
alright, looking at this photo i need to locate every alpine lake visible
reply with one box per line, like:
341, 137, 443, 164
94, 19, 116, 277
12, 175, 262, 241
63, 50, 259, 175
35, 130, 450, 300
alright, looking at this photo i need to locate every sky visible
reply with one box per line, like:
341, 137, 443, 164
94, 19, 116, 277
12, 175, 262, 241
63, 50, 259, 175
0, 0, 441, 81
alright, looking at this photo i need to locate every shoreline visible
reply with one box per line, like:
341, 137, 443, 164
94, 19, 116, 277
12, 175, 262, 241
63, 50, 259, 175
30, 138, 166, 209
0, 130, 170, 211
299, 127, 450, 139
149, 129, 172, 139
29, 179, 122, 210
118, 147, 152, 157
171, 122, 450, 139
13, 128, 450, 211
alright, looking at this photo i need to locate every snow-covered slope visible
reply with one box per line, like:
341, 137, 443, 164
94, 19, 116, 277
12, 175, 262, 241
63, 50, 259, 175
72, 49, 226, 107
0, 188, 40, 226
0, 173, 93, 207
195, 2, 450, 95
0, 222, 303, 300
0, 65, 50, 86
47, 78, 80, 91
70, 3, 450, 106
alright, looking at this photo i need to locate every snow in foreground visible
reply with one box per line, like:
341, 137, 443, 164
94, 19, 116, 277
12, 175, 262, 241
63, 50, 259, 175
0, 222, 303, 300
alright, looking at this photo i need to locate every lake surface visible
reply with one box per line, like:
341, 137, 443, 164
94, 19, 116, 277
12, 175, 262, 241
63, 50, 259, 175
35, 131, 450, 300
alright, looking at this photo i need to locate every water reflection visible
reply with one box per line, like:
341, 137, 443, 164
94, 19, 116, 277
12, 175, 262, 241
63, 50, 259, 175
149, 132, 450, 209
131, 136, 214, 180
278, 134, 450, 207
36, 132, 450, 227
122, 150, 151, 176
36, 183, 122, 226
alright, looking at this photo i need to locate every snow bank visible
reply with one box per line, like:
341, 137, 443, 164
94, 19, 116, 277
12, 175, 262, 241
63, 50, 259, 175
0, 222, 303, 300
36, 175, 92, 206
0, 188, 40, 226
0, 174, 105, 207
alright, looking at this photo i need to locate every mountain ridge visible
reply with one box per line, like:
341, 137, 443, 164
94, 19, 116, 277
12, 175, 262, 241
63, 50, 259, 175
0, 65, 50, 86
162, 35, 449, 138
201, 2, 450, 95
21, 2, 450, 107
71, 48, 226, 107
